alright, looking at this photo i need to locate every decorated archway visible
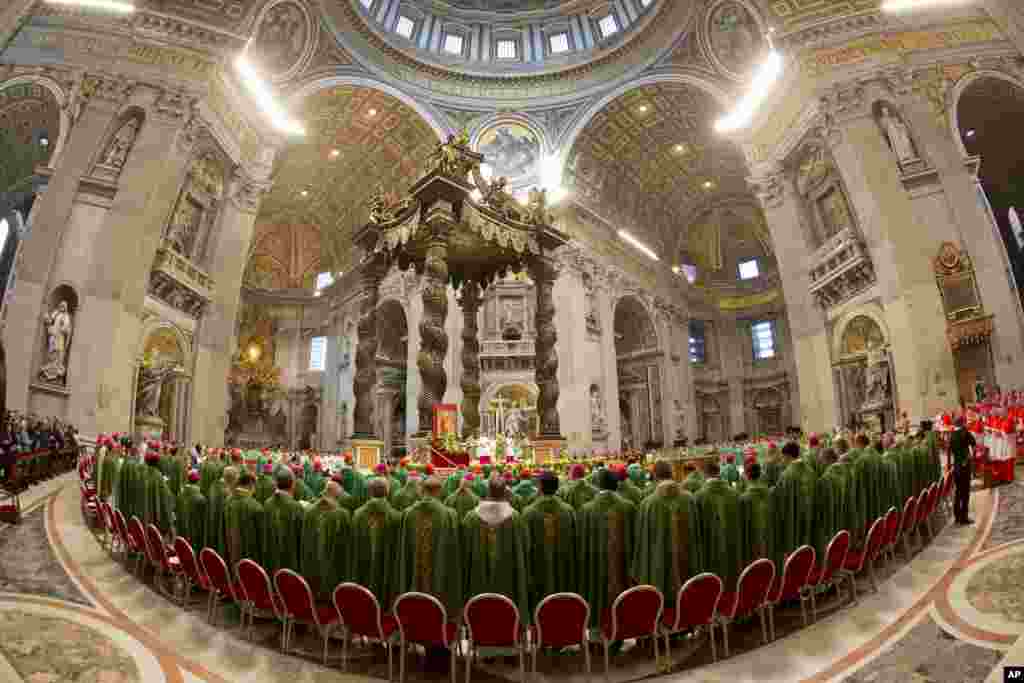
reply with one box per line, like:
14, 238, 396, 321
135, 325, 190, 442
614, 295, 662, 449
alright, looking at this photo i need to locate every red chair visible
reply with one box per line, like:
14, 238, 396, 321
464, 594, 526, 683
273, 569, 340, 663
912, 488, 931, 544
840, 517, 886, 603
113, 510, 137, 565
236, 559, 285, 642
80, 482, 99, 524
333, 582, 398, 679
173, 537, 209, 608
925, 484, 942, 538
145, 524, 181, 598
879, 507, 900, 564
393, 592, 460, 683
600, 585, 663, 678
99, 502, 117, 553
716, 559, 775, 657
126, 517, 148, 576
660, 573, 722, 662
898, 496, 918, 559
530, 593, 590, 679
804, 529, 850, 622
941, 469, 955, 515
198, 547, 243, 627
766, 545, 816, 641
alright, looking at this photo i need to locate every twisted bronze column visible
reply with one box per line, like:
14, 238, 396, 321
532, 256, 561, 437
417, 238, 449, 434
352, 257, 386, 438
459, 283, 482, 437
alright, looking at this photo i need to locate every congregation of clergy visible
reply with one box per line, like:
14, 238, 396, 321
95, 430, 944, 627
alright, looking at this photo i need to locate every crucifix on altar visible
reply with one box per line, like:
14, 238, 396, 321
347, 132, 568, 466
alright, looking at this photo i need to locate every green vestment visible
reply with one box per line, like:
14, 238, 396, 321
618, 479, 645, 506
261, 490, 305, 575
254, 474, 275, 503
521, 495, 577, 611
763, 459, 785, 487
631, 481, 702, 601
396, 497, 464, 612
341, 468, 369, 508
392, 480, 421, 511
578, 491, 636, 625
823, 462, 861, 544
142, 463, 175, 532
560, 479, 598, 510
115, 458, 143, 522
293, 478, 312, 503
225, 489, 265, 573
739, 481, 776, 568
683, 471, 705, 494
206, 479, 230, 559
351, 498, 402, 607
695, 479, 743, 589
445, 488, 480, 521
721, 463, 740, 486
300, 497, 352, 598
199, 459, 224, 498
774, 460, 817, 557
175, 484, 207, 550
161, 456, 186, 498
462, 502, 530, 621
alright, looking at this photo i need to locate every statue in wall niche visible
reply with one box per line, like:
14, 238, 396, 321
504, 407, 526, 438
101, 118, 140, 170
590, 384, 607, 435
166, 199, 198, 256
39, 301, 73, 384
878, 106, 918, 167
136, 362, 180, 418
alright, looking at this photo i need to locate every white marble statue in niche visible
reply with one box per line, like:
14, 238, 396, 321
590, 384, 607, 435
39, 300, 73, 384
101, 118, 141, 171
877, 105, 919, 168
166, 198, 199, 256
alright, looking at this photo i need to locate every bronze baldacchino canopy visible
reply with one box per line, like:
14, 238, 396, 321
349, 132, 568, 465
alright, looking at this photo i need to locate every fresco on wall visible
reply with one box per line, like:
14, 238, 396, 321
706, 1, 765, 79
249, 2, 309, 78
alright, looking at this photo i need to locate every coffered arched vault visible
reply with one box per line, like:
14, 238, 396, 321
246, 85, 440, 288
564, 82, 756, 264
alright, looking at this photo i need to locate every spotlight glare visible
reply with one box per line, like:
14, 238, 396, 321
618, 229, 660, 261
44, 0, 135, 12
234, 56, 305, 136
715, 50, 783, 134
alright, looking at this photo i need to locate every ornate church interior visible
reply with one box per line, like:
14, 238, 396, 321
3, 0, 1024, 681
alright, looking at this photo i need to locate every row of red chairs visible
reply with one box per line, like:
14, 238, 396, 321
91, 472, 954, 680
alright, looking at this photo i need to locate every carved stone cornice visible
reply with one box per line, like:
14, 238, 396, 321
819, 81, 870, 129
148, 241, 215, 318
78, 73, 136, 109
152, 87, 198, 123
748, 172, 786, 210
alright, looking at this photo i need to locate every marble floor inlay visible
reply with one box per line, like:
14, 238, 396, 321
966, 551, 1024, 623
0, 504, 90, 606
838, 614, 1003, 683
982, 478, 1024, 551
0, 608, 141, 683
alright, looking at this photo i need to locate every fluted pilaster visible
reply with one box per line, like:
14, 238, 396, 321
459, 283, 482, 437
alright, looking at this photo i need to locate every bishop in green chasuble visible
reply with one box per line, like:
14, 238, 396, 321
521, 472, 577, 612
352, 478, 402, 608
774, 444, 817, 558
300, 480, 352, 599
738, 462, 776, 569
176, 469, 207, 551
396, 477, 464, 612
579, 470, 636, 626
632, 461, 702, 601
463, 479, 530, 620
226, 472, 265, 574
445, 475, 480, 522
559, 464, 598, 510
695, 462, 742, 589
142, 453, 175, 532
261, 469, 306, 576
205, 466, 238, 560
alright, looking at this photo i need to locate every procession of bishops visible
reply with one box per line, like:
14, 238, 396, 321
92, 430, 943, 629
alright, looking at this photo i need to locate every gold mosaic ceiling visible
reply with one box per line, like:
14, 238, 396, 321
247, 86, 438, 289
565, 83, 753, 264
761, 0, 880, 32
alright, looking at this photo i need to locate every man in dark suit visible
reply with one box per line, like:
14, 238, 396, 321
948, 416, 976, 525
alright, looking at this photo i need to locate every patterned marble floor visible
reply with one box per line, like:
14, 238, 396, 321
1, 469, 1023, 683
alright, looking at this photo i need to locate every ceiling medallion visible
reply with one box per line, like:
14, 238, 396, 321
247, 0, 318, 83
701, 0, 768, 82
